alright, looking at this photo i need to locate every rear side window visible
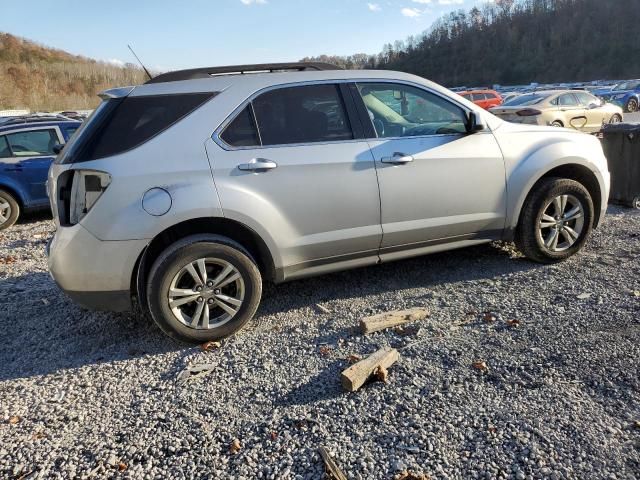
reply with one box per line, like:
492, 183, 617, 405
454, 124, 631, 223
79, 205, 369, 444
0, 136, 11, 157
220, 106, 260, 147
253, 84, 353, 146
63, 92, 215, 163
6, 129, 58, 156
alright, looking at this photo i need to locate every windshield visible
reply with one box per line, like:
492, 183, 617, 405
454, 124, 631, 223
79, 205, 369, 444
503, 93, 547, 106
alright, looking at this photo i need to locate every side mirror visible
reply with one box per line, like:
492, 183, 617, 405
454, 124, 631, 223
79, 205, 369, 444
468, 111, 486, 132
588, 102, 599, 110
53, 144, 64, 155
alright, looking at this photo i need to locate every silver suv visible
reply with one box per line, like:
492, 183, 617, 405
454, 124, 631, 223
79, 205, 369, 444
47, 63, 610, 343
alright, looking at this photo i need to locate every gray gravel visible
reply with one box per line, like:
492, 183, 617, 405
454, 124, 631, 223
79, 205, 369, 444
1, 207, 639, 479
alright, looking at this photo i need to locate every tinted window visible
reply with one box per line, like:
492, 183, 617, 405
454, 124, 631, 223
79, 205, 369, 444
558, 94, 579, 107
221, 106, 260, 147
357, 83, 467, 137
76, 92, 215, 161
252, 84, 353, 146
462, 94, 472, 100
472, 93, 485, 101
0, 136, 10, 157
6, 129, 58, 157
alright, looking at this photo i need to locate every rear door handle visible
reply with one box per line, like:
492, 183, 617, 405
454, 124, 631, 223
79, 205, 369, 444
381, 153, 414, 165
238, 158, 278, 171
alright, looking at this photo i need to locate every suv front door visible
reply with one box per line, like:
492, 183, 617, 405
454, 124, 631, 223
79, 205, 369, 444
352, 82, 506, 258
206, 83, 382, 280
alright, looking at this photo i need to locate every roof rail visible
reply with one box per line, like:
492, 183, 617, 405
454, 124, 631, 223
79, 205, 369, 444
145, 62, 343, 84
0, 115, 75, 126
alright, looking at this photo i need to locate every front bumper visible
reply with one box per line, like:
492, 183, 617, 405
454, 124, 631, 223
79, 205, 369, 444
47, 224, 148, 312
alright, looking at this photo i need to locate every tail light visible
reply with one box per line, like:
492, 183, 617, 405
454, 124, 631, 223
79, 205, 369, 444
516, 109, 542, 117
62, 170, 111, 225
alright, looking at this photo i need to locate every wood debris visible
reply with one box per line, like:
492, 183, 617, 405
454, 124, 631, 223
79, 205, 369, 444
341, 347, 400, 391
200, 341, 221, 352
318, 446, 347, 480
230, 438, 242, 454
360, 308, 429, 334
472, 360, 489, 373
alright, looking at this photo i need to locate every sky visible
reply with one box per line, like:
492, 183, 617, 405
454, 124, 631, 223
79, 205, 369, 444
0, 0, 490, 71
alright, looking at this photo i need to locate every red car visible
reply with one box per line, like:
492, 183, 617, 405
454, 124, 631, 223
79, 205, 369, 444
459, 89, 503, 110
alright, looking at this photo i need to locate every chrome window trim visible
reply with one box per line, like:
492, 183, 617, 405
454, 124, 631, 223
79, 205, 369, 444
211, 78, 480, 151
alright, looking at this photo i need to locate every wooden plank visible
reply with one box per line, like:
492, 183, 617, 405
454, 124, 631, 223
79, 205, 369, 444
360, 308, 429, 334
318, 446, 348, 480
340, 347, 400, 392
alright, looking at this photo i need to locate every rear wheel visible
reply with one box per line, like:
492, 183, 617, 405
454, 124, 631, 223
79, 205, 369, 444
147, 235, 262, 343
515, 178, 594, 263
0, 189, 19, 231
609, 113, 622, 124
551, 120, 564, 127
626, 98, 638, 113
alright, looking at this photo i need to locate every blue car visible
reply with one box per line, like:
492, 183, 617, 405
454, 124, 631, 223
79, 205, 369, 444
0, 117, 81, 230
598, 79, 640, 113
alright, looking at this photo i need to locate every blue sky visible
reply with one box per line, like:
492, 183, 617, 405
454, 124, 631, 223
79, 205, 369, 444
1, 0, 488, 71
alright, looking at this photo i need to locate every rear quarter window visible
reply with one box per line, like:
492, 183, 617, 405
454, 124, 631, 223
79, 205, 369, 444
65, 92, 216, 162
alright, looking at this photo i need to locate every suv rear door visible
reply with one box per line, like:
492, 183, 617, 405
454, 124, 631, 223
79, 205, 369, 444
351, 81, 506, 260
0, 126, 63, 207
206, 83, 382, 279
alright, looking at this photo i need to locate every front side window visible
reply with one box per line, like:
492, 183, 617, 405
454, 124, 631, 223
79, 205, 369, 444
252, 84, 353, 146
6, 129, 58, 157
558, 94, 579, 107
575, 92, 597, 106
357, 83, 468, 137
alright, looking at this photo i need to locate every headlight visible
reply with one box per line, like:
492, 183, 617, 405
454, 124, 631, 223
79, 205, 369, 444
69, 170, 111, 224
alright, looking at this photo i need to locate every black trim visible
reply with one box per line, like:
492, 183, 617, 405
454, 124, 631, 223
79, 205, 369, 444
347, 83, 377, 139
378, 230, 503, 255
146, 62, 342, 84
63, 289, 132, 312
339, 83, 366, 140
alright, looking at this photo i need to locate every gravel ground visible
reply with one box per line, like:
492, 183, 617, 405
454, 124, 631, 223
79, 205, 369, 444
1, 207, 639, 480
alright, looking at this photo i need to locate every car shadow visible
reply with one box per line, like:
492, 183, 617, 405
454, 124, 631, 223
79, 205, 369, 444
0, 242, 541, 383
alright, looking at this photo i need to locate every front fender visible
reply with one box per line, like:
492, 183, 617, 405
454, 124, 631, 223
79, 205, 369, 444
504, 136, 609, 234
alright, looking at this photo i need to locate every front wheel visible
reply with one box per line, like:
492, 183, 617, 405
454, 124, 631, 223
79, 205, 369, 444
515, 178, 594, 263
146, 235, 262, 343
626, 98, 638, 113
0, 189, 19, 231
609, 113, 622, 124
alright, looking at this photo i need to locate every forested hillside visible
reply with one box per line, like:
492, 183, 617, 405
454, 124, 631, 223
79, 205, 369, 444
0, 33, 147, 111
304, 0, 640, 86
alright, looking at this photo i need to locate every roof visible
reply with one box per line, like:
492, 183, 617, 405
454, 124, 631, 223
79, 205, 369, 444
124, 68, 443, 99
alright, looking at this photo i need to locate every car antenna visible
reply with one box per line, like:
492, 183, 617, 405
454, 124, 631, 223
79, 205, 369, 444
127, 44, 153, 81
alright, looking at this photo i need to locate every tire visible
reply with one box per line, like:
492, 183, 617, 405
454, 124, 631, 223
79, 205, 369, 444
515, 177, 594, 264
550, 121, 564, 127
626, 98, 638, 113
146, 234, 262, 343
0, 189, 20, 231
609, 113, 622, 124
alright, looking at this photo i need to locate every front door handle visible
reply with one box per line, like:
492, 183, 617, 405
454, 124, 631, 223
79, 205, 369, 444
238, 158, 278, 172
381, 153, 414, 165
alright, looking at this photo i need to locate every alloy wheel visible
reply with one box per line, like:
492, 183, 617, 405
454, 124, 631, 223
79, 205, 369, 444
0, 197, 12, 226
537, 194, 585, 253
167, 258, 245, 330
627, 99, 638, 113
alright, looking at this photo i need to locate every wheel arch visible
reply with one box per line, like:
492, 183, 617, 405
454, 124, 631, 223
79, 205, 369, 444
507, 163, 604, 240
132, 217, 277, 311
0, 181, 26, 210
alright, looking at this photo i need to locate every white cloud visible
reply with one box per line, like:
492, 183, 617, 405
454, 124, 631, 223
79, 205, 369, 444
411, 0, 432, 4
368, 3, 381, 11
106, 58, 125, 67
401, 7, 422, 17
240, 0, 267, 4
437, 0, 464, 4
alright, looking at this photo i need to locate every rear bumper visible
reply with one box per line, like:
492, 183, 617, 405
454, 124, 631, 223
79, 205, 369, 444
47, 223, 148, 312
